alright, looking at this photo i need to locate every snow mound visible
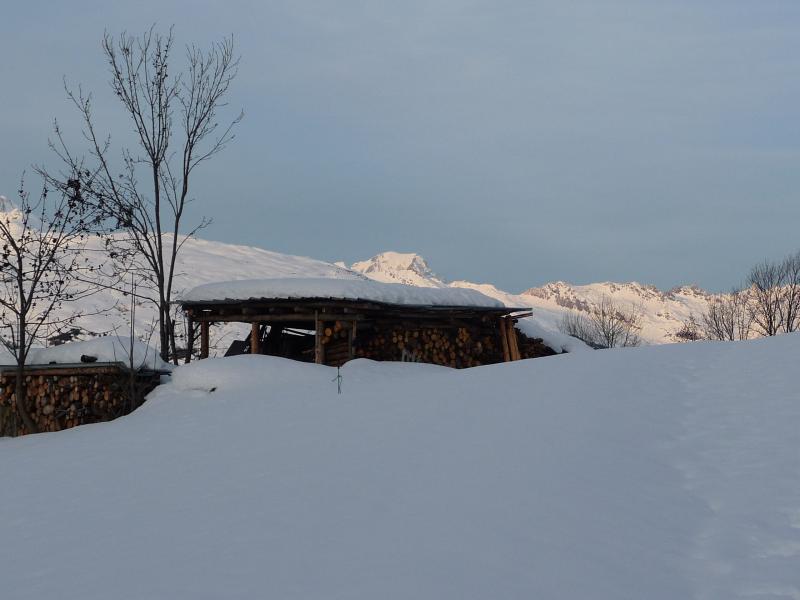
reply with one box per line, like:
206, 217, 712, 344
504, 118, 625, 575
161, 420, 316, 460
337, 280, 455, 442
515, 316, 591, 353
0, 337, 170, 371
180, 276, 506, 308
2, 336, 800, 598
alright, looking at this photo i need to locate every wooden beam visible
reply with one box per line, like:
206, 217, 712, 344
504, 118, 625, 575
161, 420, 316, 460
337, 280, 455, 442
506, 319, 521, 361
314, 312, 324, 364
0, 365, 133, 377
200, 321, 210, 359
508, 311, 533, 320
499, 317, 511, 362
250, 322, 260, 355
191, 313, 365, 323
185, 315, 194, 364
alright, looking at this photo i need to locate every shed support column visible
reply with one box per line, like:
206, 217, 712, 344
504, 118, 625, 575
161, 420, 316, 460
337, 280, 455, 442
250, 322, 260, 355
185, 315, 195, 364
499, 317, 511, 362
200, 321, 210, 359
506, 319, 521, 361
315, 311, 324, 364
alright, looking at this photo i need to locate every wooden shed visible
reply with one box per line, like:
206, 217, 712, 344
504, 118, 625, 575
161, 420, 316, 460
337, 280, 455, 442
179, 278, 556, 368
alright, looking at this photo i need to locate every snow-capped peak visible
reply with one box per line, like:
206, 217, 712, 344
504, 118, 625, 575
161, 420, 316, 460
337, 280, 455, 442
0, 195, 19, 216
349, 251, 445, 288
0, 195, 27, 226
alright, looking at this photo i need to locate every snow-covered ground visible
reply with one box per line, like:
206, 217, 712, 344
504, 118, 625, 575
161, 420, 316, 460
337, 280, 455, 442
2, 334, 799, 599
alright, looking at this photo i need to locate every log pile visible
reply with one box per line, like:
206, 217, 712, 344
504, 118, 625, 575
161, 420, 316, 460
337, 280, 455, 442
0, 366, 161, 437
352, 321, 504, 368
232, 318, 561, 369
515, 330, 559, 359
325, 319, 558, 368
320, 321, 353, 367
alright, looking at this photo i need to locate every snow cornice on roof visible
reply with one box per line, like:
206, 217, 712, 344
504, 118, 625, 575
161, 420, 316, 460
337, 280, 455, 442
178, 277, 528, 312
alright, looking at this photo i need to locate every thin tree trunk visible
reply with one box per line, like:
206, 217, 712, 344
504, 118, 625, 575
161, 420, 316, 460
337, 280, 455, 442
14, 366, 36, 434
14, 334, 37, 436
168, 315, 179, 365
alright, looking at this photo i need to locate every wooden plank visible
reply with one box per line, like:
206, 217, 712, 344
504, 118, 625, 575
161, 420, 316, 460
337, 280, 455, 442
508, 311, 533, 319
250, 322, 260, 355
200, 321, 210, 359
499, 317, 511, 362
185, 315, 194, 364
0, 365, 128, 377
506, 319, 521, 361
191, 313, 365, 323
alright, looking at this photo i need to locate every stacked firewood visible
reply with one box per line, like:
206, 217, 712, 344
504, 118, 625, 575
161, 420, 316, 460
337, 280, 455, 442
353, 323, 503, 368
516, 331, 558, 359
319, 319, 559, 369
320, 321, 353, 367
0, 368, 160, 436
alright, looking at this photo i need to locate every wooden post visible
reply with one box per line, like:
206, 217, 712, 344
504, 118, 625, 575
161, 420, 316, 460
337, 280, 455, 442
250, 322, 260, 355
200, 321, 210, 359
499, 317, 511, 362
506, 319, 521, 361
185, 315, 194, 364
314, 312, 324, 364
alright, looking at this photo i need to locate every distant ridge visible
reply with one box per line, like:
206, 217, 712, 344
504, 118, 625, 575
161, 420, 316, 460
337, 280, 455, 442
347, 253, 716, 344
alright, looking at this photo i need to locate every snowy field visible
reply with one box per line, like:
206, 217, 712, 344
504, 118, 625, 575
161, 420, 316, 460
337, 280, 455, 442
2, 335, 799, 599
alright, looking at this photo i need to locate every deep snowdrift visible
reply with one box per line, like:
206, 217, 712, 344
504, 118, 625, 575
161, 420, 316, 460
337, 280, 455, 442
1, 336, 799, 599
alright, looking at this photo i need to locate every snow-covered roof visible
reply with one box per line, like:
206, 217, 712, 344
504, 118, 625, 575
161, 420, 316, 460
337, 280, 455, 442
0, 337, 171, 372
179, 277, 508, 309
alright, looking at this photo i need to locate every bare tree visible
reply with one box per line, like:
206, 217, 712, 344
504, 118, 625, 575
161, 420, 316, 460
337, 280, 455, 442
110, 274, 159, 414
43, 26, 242, 364
0, 182, 102, 434
672, 314, 703, 342
747, 260, 784, 337
589, 296, 643, 348
558, 296, 642, 348
558, 312, 597, 347
779, 251, 800, 333
701, 288, 752, 341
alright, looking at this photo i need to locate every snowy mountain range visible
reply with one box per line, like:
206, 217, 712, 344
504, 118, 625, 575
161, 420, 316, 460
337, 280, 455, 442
346, 251, 715, 344
0, 197, 716, 352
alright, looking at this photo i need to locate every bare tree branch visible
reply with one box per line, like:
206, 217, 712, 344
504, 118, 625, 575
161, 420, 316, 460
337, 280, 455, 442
38, 26, 242, 364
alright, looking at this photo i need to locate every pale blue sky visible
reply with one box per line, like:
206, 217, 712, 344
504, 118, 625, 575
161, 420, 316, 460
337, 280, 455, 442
1, 1, 799, 291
